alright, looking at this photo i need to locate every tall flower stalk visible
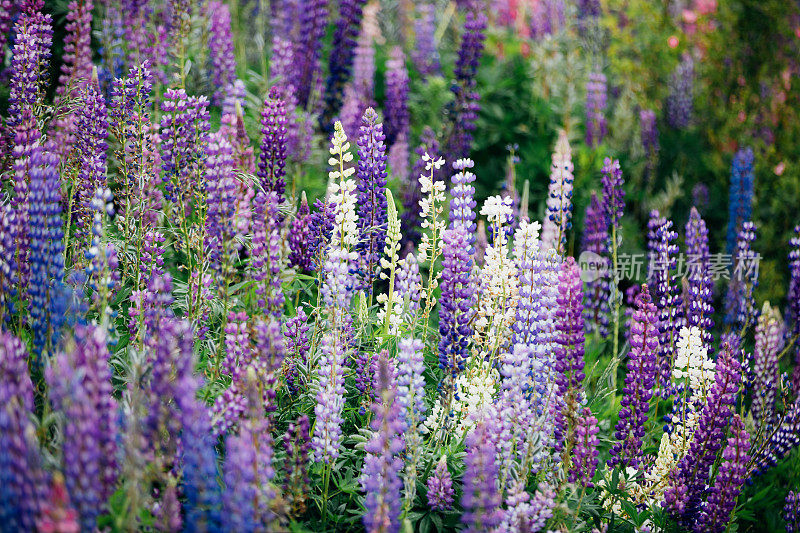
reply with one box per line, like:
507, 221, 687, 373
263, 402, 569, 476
602, 158, 625, 388
541, 130, 574, 254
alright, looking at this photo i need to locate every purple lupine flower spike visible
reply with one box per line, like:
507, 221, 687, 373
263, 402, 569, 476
725, 221, 758, 328
568, 407, 600, 487
384, 46, 409, 148
50, 0, 94, 158
788, 226, 800, 337
0, 2, 13, 54
160, 88, 211, 204
427, 456, 455, 511
784, 491, 800, 533
667, 53, 694, 129
438, 227, 476, 379
585, 70, 607, 147
665, 341, 742, 522
685, 207, 715, 352
47, 325, 119, 531
56, 0, 93, 96
289, 193, 315, 272
204, 131, 239, 278
361, 351, 404, 532
788, 227, 800, 394
647, 210, 683, 395
322, 0, 368, 126
0, 331, 45, 530
206, 1, 237, 102
258, 87, 289, 201
726, 147, 755, 254
495, 481, 556, 532
8, 9, 53, 301
640, 108, 659, 156
752, 304, 781, 425
554, 257, 586, 447
461, 420, 502, 532
223, 370, 275, 530
601, 157, 626, 232
446, 3, 487, 164
73, 78, 110, 244
412, 2, 440, 76
696, 414, 751, 533
294, 0, 328, 109
283, 308, 311, 395
251, 190, 286, 320
28, 145, 67, 360
355, 108, 388, 291
582, 192, 610, 337
608, 285, 658, 469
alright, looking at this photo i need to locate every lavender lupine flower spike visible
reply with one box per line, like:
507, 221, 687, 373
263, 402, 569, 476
541, 130, 574, 254
582, 192, 610, 337
361, 352, 404, 533
685, 207, 715, 351
725, 221, 758, 328
0, 332, 45, 531
647, 210, 683, 394
751, 303, 781, 425
295, 0, 328, 109
784, 491, 800, 533
427, 456, 455, 511
384, 46, 409, 148
667, 53, 694, 129
8, 10, 53, 300
446, 3, 487, 163
438, 227, 476, 379
726, 147, 755, 254
461, 420, 502, 532
355, 108, 388, 291
696, 414, 751, 533
608, 285, 658, 469
258, 87, 288, 201
29, 145, 67, 359
585, 70, 607, 147
664, 341, 742, 522
412, 2, 440, 76
569, 407, 600, 487
57, 0, 93, 95
73, 79, 109, 244
8, 9, 52, 130
47, 326, 119, 531
495, 481, 556, 532
251, 191, 286, 320
206, 1, 237, 102
601, 157, 625, 233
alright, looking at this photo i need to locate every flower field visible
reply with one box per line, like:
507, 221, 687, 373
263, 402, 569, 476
2, 0, 800, 531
